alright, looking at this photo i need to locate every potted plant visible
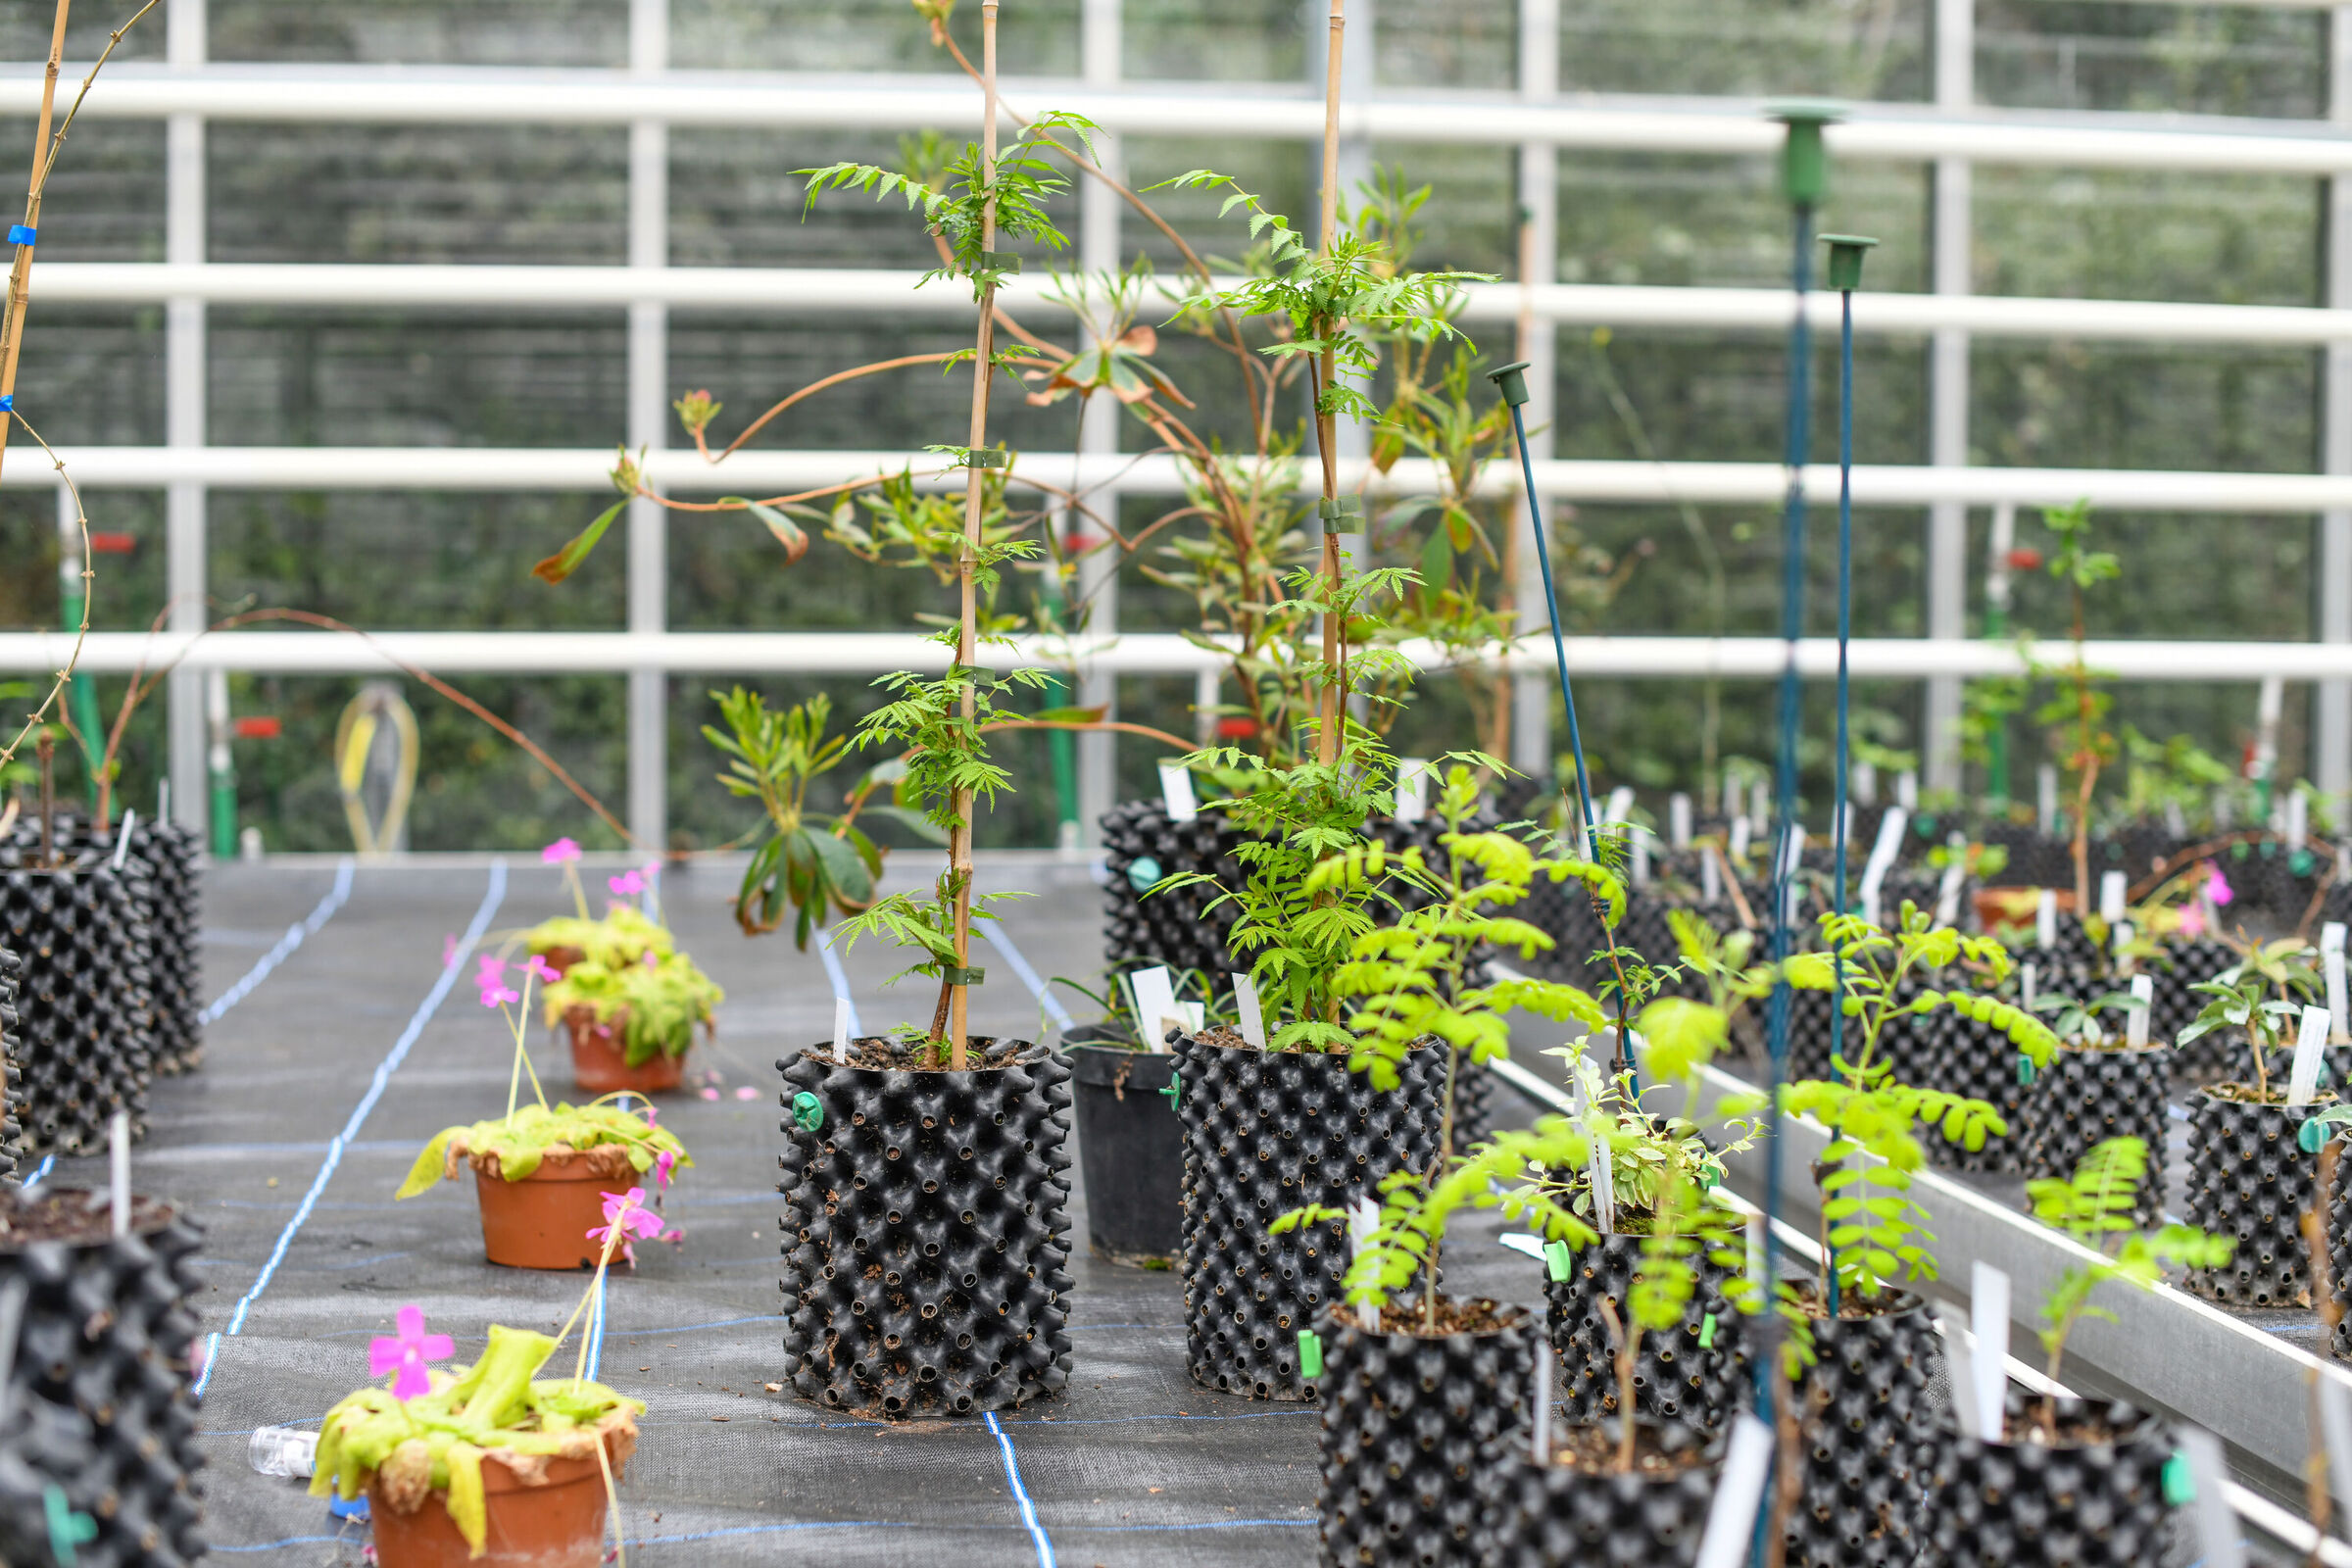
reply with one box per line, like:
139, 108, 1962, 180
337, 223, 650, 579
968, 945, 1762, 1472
521, 846, 672, 980
1925, 1137, 2226, 1568
398, 955, 689, 1269
541, 946, 723, 1096
317, 1194, 657, 1566
1055, 966, 1223, 1268
2176, 940, 2333, 1305
2017, 988, 2171, 1222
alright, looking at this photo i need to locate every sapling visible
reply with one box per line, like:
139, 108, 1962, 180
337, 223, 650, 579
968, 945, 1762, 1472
2179, 938, 2326, 1101
2025, 1136, 2231, 1433
2032, 499, 2119, 913
2032, 988, 2148, 1049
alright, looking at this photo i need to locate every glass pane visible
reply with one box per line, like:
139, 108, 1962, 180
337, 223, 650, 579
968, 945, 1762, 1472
1974, 167, 2320, 308
210, 1, 627, 66
674, 0, 1078, 74
1976, 2, 2326, 120
1560, 0, 1930, 102
673, 128, 962, 271
1972, 343, 2318, 473
1126, 0, 1304, 82
14, 305, 166, 446
0, 120, 164, 262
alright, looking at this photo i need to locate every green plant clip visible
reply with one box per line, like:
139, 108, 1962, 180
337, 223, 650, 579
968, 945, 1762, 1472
1543, 1239, 1572, 1282
980, 250, 1022, 274
2294, 849, 2316, 876
1315, 495, 1363, 535
43, 1485, 95, 1568
2162, 1450, 2194, 1506
944, 965, 986, 987
964, 448, 1009, 469
2017, 1054, 2035, 1088
1127, 855, 1162, 893
2301, 1118, 2328, 1154
1297, 1328, 1324, 1380
1697, 1311, 1718, 1349
791, 1092, 824, 1132
1159, 1075, 1180, 1112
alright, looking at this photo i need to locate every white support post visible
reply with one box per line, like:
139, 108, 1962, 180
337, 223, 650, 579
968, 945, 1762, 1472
1924, 0, 1973, 797
1510, 0, 1560, 782
2319, 5, 2352, 816
626, 0, 669, 854
1074, 0, 1122, 845
164, 0, 207, 838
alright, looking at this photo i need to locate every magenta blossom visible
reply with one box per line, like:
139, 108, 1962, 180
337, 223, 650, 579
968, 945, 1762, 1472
524, 954, 561, 985
369, 1304, 453, 1401
2179, 904, 2207, 939
2206, 862, 2234, 906
542, 837, 582, 865
734, 1085, 760, 1101
653, 1150, 676, 1189
441, 933, 459, 968
588, 1188, 665, 1263
641, 1104, 659, 1128
699, 1086, 721, 1102
608, 869, 646, 897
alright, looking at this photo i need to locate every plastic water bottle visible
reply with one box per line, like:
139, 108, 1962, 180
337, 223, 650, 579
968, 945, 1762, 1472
248, 1426, 318, 1479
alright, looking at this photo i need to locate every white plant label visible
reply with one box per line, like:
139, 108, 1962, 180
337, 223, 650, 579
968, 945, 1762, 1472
1851, 758, 1877, 806
1603, 786, 1634, 835
1130, 965, 1185, 1051
2178, 1429, 2246, 1568
1669, 793, 1691, 850
109, 1111, 130, 1239
1630, 832, 1650, 888
1700, 849, 1722, 906
1936, 860, 1965, 927
2289, 1004, 2332, 1107
1529, 1340, 1554, 1463
112, 809, 135, 870
2112, 921, 2134, 964
2036, 890, 2058, 951
1157, 762, 1198, 824
2036, 764, 2058, 834
1941, 1324, 1981, 1440
1969, 1261, 2011, 1442
1749, 780, 1768, 825
2021, 961, 2038, 1012
2288, 790, 2310, 851
1232, 972, 1267, 1048
831, 997, 854, 1064
2127, 974, 2153, 1050
1745, 1211, 1766, 1292
2329, 949, 2349, 1044
1692, 1413, 1775, 1568
1348, 1197, 1380, 1331
2320, 1377, 2352, 1530
2099, 870, 2127, 924
1392, 759, 1428, 824
1588, 1136, 1616, 1235
1729, 816, 1751, 861
2325, 921, 2348, 956
1895, 769, 1918, 810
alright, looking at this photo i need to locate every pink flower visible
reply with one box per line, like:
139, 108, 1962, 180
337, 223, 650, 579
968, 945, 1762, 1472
609, 869, 646, 897
641, 1105, 659, 1128
479, 982, 518, 1009
643, 950, 660, 969
524, 955, 560, 985
734, 1085, 760, 1101
2207, 862, 2233, 906
542, 838, 582, 865
653, 1151, 676, 1189
368, 1304, 453, 1401
476, 955, 507, 989
2179, 904, 2207, 939
699, 1087, 720, 1101
658, 1228, 683, 1245
587, 1188, 664, 1263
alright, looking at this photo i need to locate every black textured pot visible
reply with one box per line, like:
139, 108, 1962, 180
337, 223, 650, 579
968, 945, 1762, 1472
0, 863, 148, 1156
1097, 801, 1244, 980
1176, 1032, 1443, 1399
1477, 1419, 1722, 1568
1921, 1393, 2172, 1568
775, 1035, 1075, 1419
2019, 1045, 2172, 1225
1314, 1298, 1537, 1568
1544, 1231, 1746, 1434
1779, 1289, 1950, 1568
2182, 1086, 2331, 1307
1066, 1038, 1182, 1266
1907, 991, 2028, 1175
0, 1188, 206, 1567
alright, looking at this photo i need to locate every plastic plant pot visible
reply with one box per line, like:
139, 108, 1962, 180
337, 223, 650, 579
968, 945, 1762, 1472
368, 1442, 622, 1568
1779, 1288, 1949, 1568
1478, 1418, 1722, 1568
1065, 1033, 1182, 1266
1923, 1393, 2172, 1568
2019, 1044, 2173, 1226
1545, 1232, 1747, 1435
564, 1005, 687, 1096
1313, 1298, 1538, 1568
2183, 1085, 2335, 1306
537, 945, 587, 980
474, 1154, 622, 1271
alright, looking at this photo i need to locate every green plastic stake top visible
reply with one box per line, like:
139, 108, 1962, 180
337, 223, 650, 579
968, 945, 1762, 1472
1159, 1075, 1180, 1112
1697, 1312, 1718, 1349
44, 1485, 95, 1568
2162, 1450, 2194, 1506
1820, 233, 1879, 293
791, 1091, 825, 1132
2301, 1117, 2329, 1154
1768, 100, 1845, 208
1485, 360, 1534, 409
1297, 1328, 1324, 1379
2016, 1054, 2036, 1089
1543, 1239, 1573, 1282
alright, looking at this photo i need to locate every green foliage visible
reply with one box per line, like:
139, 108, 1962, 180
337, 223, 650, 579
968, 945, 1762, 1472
2180, 939, 2324, 1097
542, 951, 725, 1067
1545, 1053, 1761, 1227
2026, 1137, 2233, 1381
1788, 903, 2058, 1082
853, 664, 1053, 836
2030, 987, 2146, 1048
312, 1325, 642, 1553
523, 905, 672, 969
396, 1100, 690, 1198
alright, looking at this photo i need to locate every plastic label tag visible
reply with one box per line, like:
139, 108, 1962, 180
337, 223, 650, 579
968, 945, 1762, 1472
1157, 762, 1198, 824
2301, 1118, 2328, 1155
1668, 793, 1691, 850
791, 1092, 824, 1132
1393, 759, 1428, 824
1699, 849, 1722, 906
1348, 1197, 1380, 1331
1529, 1340, 1554, 1462
1970, 1261, 2010, 1442
1692, 1413, 1775, 1568
1544, 1239, 1572, 1282
2319, 1376, 2352, 1526
2127, 974, 2153, 1050
1935, 859, 1965, 927
1129, 966, 1185, 1051
1232, 972, 1267, 1048
2099, 870, 2127, 923
1126, 855, 1162, 894
2021, 960, 2038, 1011
1297, 1329, 1323, 1379
2324, 921, 2347, 956
831, 997, 854, 1064
1496, 1232, 1544, 1262
1745, 1211, 1766, 1291
1588, 1136, 1616, 1234
2036, 890, 2058, 952
2016, 1054, 2035, 1088
1697, 1312, 1717, 1349
2289, 1004, 2331, 1107
1943, 1324, 1981, 1440
2328, 949, 2348, 1044
1728, 816, 1751, 860
2177, 1430, 2244, 1568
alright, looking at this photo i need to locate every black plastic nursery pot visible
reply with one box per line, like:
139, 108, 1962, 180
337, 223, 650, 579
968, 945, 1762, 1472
1065, 1035, 1182, 1266
775, 1035, 1075, 1420
0, 1188, 207, 1567
1174, 1030, 1443, 1399
1096, 801, 1244, 979
2018, 1045, 2172, 1224
0, 861, 151, 1156
1477, 1418, 1722, 1568
1779, 1288, 1950, 1568
1904, 990, 2029, 1176
2182, 1085, 2332, 1306
59, 813, 202, 1078
1544, 1231, 1747, 1434
1313, 1297, 1538, 1568
1921, 1393, 2173, 1568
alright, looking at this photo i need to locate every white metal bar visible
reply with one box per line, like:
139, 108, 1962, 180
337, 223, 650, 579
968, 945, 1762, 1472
37, 446, 2352, 514
1073, 0, 1122, 851
625, 0, 669, 854
2324, 8, 2352, 807
162, 0, 205, 837
1509, 0, 1558, 781
10, 71, 2352, 175
20, 628, 2352, 681
1925, 0, 1973, 795
37, 265, 2352, 348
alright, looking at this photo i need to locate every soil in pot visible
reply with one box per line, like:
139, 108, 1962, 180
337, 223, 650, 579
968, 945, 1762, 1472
1545, 1229, 1747, 1434
0, 1188, 206, 1567
1175, 1028, 1443, 1399
2018, 1044, 2173, 1225
474, 1151, 638, 1270
777, 1035, 1075, 1420
1921, 1392, 2172, 1568
1478, 1418, 1722, 1568
2182, 1084, 2333, 1305
367, 1422, 632, 1568
1066, 1035, 1182, 1266
1777, 1285, 1951, 1568
1315, 1296, 1537, 1568
564, 1006, 687, 1095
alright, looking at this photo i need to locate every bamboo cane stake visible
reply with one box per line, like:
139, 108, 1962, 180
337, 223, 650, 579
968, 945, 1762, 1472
0, 0, 73, 490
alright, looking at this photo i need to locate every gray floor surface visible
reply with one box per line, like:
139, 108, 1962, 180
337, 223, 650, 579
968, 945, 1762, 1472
60, 857, 1540, 1566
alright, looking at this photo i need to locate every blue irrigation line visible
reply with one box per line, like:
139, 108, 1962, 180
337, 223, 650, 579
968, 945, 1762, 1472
200, 858, 356, 1025
195, 862, 506, 1398
584, 1273, 607, 1383
817, 927, 862, 1039
19, 1155, 53, 1195
1825, 261, 1858, 1319
985, 1409, 1056, 1568
984, 923, 1076, 1032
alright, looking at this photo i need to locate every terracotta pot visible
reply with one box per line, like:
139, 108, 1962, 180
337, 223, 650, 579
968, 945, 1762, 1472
368, 1441, 621, 1568
536, 944, 587, 980
474, 1154, 623, 1271
1973, 885, 2075, 934
566, 1005, 686, 1095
